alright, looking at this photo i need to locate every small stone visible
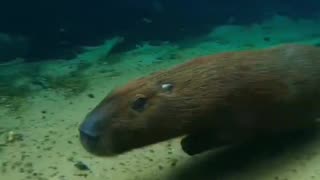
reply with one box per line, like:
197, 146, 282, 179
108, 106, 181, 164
170, 159, 178, 167
7, 131, 15, 142
74, 161, 90, 171
49, 166, 58, 170
1, 167, 6, 173
67, 157, 74, 162
74, 173, 88, 177
6, 131, 24, 143
263, 37, 271, 42
19, 168, 25, 173
50, 171, 58, 177
43, 147, 53, 151
87, 94, 95, 98
24, 162, 33, 168
291, 169, 297, 173
27, 169, 33, 173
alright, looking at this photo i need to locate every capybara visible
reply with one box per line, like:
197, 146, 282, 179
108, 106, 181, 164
79, 44, 320, 156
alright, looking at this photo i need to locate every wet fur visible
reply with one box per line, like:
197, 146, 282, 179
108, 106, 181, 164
80, 44, 320, 156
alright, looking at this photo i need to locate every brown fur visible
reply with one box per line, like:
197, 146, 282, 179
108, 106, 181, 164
79, 44, 320, 156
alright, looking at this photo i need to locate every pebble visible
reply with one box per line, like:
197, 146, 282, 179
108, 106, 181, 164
87, 94, 95, 98
74, 161, 90, 171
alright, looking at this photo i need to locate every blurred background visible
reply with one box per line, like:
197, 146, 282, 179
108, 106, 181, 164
0, 0, 319, 62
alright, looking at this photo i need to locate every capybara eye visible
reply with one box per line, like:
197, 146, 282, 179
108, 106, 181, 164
161, 83, 174, 93
132, 94, 148, 112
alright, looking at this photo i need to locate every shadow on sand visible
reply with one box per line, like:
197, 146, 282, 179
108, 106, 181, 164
167, 129, 320, 180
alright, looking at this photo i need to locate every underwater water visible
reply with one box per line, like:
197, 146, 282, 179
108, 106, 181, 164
1, 1, 320, 180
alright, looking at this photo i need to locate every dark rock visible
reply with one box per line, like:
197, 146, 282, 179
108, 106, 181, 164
263, 37, 271, 42
74, 161, 90, 171
87, 94, 95, 98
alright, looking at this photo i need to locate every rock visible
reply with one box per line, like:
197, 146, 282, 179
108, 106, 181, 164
87, 94, 95, 98
74, 161, 90, 171
6, 131, 23, 143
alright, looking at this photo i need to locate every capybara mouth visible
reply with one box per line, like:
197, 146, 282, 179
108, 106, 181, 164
79, 129, 105, 156
79, 126, 119, 156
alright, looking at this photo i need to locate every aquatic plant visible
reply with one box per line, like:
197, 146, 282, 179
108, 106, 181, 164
97, 52, 124, 65
0, 59, 92, 113
44, 74, 89, 97
0, 64, 41, 112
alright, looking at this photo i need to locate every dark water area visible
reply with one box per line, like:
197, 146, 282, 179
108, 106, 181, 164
0, 0, 319, 62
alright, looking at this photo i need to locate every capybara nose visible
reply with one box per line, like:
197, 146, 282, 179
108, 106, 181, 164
79, 127, 103, 155
79, 107, 108, 136
79, 109, 107, 141
79, 110, 107, 153
79, 109, 117, 156
79, 126, 100, 140
79, 128, 100, 147
79, 116, 102, 148
79, 116, 102, 139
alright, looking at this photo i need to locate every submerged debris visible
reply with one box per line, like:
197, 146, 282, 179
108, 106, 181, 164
87, 93, 95, 98
6, 131, 23, 143
74, 161, 90, 171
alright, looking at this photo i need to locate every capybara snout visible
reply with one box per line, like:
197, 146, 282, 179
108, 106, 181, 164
79, 102, 113, 155
79, 44, 320, 156
79, 79, 192, 155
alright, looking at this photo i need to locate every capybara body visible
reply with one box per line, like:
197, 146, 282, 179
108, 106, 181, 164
79, 44, 320, 156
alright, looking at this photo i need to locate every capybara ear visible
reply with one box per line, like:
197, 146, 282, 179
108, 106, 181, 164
157, 82, 176, 98
160, 83, 174, 93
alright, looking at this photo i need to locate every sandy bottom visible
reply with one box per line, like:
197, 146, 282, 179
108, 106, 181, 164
1, 15, 320, 180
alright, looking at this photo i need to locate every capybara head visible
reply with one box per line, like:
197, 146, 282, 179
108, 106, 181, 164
78, 66, 213, 156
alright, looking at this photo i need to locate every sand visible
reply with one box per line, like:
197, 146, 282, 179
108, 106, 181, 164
1, 15, 320, 180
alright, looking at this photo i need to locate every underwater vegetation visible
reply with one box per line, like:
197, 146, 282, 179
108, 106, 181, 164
0, 61, 91, 112
97, 53, 124, 65
0, 64, 40, 112
41, 63, 90, 96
